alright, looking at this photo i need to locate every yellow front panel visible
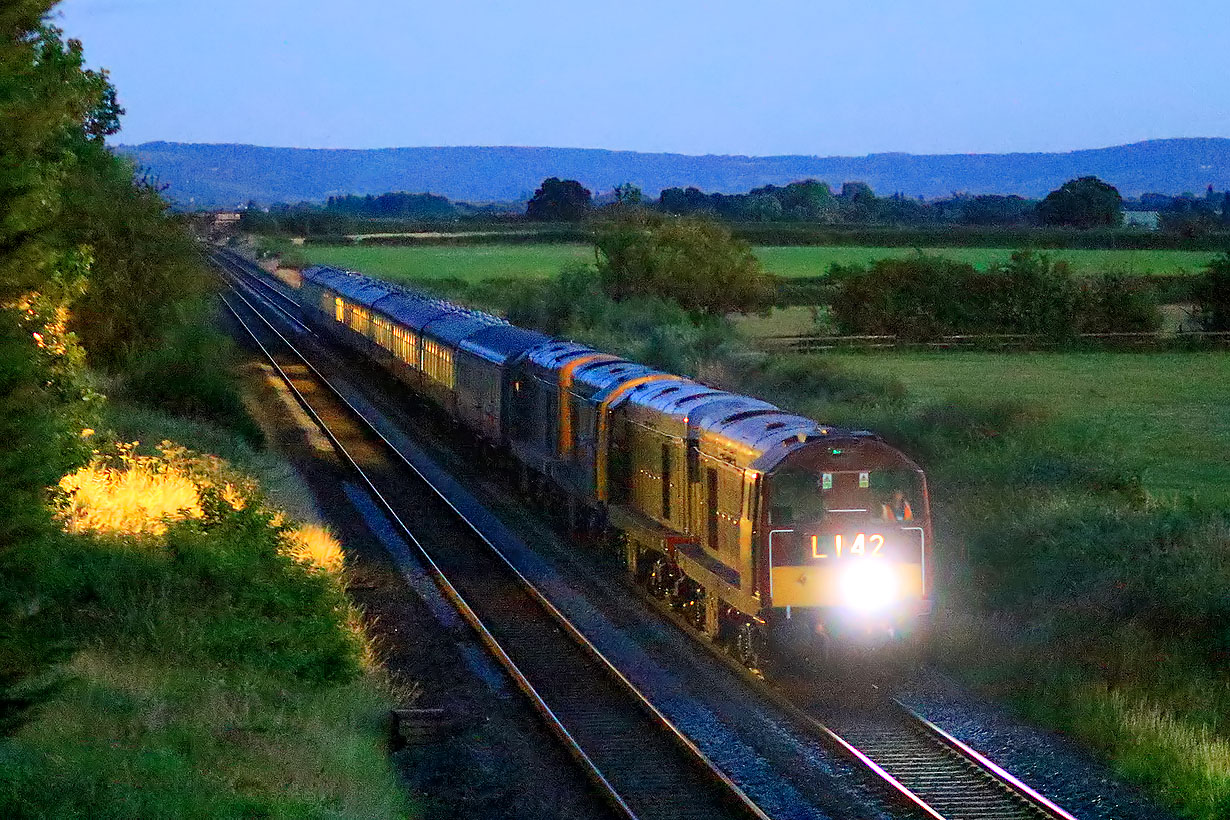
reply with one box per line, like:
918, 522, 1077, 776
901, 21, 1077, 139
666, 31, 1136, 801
770, 563, 924, 608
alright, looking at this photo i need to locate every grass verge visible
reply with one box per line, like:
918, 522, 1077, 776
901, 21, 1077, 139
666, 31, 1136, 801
0, 429, 410, 819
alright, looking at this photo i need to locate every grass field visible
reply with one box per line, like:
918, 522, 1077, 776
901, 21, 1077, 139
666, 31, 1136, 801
830, 351, 1230, 502
299, 242, 1222, 283
304, 243, 594, 284
753, 245, 1222, 278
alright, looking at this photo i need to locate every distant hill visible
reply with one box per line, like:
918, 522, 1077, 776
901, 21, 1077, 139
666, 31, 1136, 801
116, 138, 1230, 209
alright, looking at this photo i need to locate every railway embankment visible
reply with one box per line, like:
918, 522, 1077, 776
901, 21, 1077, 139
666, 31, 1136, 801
0, 403, 410, 818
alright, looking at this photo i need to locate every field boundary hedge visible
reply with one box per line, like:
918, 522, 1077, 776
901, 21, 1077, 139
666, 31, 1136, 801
773, 271, 1202, 308
756, 329, 1230, 353
264, 222, 1230, 251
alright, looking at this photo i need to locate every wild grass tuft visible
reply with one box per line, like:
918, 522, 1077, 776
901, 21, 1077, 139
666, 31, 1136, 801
285, 523, 346, 574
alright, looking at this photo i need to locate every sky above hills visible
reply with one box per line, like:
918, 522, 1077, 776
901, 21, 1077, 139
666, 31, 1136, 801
58, 0, 1230, 157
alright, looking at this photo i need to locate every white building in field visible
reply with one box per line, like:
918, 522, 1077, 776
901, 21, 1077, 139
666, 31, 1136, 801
1123, 210, 1160, 230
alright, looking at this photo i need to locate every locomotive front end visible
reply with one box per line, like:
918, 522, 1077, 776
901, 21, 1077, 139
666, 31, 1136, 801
762, 437, 931, 646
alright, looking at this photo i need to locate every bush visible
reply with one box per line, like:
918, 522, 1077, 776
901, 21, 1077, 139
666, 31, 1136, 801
0, 442, 405, 817
828, 250, 1159, 339
1077, 273, 1163, 333
120, 304, 262, 445
1193, 253, 1230, 331
595, 210, 774, 316
828, 254, 992, 338
734, 353, 906, 409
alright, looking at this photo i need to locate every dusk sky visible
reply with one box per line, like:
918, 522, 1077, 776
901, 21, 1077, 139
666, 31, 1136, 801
56, 0, 1230, 157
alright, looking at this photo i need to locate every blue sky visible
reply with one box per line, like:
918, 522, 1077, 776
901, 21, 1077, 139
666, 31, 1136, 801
57, 0, 1230, 156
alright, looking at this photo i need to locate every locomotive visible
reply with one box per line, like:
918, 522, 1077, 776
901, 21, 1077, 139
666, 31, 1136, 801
291, 262, 932, 665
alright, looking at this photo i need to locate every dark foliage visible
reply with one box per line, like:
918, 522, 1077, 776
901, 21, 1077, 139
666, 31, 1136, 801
325, 191, 456, 220
525, 177, 592, 221
1038, 176, 1124, 229
828, 251, 1159, 339
1193, 253, 1230, 331
594, 210, 773, 316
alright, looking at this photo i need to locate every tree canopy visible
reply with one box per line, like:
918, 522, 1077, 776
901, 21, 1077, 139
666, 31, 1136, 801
1037, 176, 1124, 228
525, 177, 592, 221
594, 211, 772, 316
1193, 253, 1230, 331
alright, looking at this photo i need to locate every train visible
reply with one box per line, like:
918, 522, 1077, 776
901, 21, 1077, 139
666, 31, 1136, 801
287, 261, 932, 666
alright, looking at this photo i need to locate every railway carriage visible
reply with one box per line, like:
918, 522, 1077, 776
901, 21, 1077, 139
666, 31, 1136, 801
291, 263, 932, 662
456, 324, 551, 443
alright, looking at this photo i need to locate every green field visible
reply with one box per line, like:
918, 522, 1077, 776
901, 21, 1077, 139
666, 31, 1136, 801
304, 243, 593, 283
300, 242, 1222, 283
753, 245, 1222, 278
830, 351, 1230, 502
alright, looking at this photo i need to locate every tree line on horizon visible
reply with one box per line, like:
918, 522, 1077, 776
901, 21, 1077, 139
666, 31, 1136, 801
240, 174, 1230, 236
526, 174, 1230, 232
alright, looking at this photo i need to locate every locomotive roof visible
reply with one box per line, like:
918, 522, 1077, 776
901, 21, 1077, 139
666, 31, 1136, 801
526, 341, 602, 371
686, 394, 779, 431
571, 357, 658, 394
623, 378, 719, 417
459, 324, 552, 365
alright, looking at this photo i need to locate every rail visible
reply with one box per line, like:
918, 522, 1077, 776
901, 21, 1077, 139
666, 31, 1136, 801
219, 249, 1083, 820
214, 257, 771, 820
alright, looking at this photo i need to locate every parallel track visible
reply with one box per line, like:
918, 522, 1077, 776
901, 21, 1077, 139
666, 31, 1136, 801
807, 698, 1079, 820
214, 258, 770, 820
216, 249, 1083, 820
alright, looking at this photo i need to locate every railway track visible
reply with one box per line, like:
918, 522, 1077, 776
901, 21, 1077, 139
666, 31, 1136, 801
634, 580, 1081, 820
214, 259, 770, 820
214, 250, 1085, 820
803, 697, 1079, 820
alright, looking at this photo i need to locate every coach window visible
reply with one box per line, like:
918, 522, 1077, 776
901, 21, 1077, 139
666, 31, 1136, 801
334, 296, 344, 322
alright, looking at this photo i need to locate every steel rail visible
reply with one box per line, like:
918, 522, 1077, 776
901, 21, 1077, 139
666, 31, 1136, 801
220, 252, 1079, 820
892, 699, 1082, 820
644, 587, 1079, 820
811, 700, 1072, 820
216, 271, 771, 820
212, 250, 314, 335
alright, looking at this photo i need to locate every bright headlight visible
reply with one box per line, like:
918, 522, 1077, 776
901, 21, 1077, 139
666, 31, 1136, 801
840, 560, 898, 612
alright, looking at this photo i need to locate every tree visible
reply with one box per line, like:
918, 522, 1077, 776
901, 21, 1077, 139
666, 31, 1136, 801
525, 177, 592, 221
0, 4, 114, 729
775, 180, 837, 221
1193, 253, 1230, 331
1037, 176, 1124, 228
837, 181, 879, 223
961, 195, 1035, 226
613, 182, 642, 205
594, 211, 772, 316
658, 186, 711, 215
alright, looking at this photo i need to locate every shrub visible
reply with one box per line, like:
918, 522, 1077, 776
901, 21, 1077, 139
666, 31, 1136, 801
595, 210, 774, 316
828, 250, 1159, 339
120, 308, 262, 445
1193, 253, 1230, 331
1077, 273, 1163, 333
